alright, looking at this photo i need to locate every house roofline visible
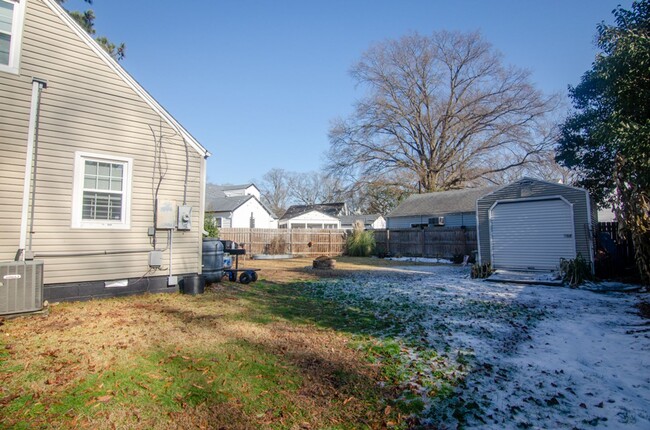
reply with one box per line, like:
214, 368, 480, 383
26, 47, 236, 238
43, 0, 210, 158
477, 177, 589, 202
207, 195, 278, 219
280, 209, 340, 221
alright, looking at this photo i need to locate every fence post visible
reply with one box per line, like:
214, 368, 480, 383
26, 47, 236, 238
463, 227, 468, 256
386, 229, 390, 255
421, 229, 425, 257
328, 230, 332, 256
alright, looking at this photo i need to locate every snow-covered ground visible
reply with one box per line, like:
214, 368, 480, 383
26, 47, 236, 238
310, 264, 650, 429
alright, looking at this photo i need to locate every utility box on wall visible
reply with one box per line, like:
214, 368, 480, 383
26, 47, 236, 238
177, 205, 192, 230
156, 199, 176, 230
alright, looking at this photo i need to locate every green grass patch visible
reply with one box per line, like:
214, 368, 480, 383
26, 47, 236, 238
1, 339, 309, 429
238, 280, 400, 335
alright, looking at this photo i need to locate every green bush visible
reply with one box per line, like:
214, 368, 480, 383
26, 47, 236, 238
204, 215, 220, 238
346, 223, 376, 257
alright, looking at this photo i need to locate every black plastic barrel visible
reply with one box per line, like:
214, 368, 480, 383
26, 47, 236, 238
180, 274, 205, 295
202, 238, 224, 283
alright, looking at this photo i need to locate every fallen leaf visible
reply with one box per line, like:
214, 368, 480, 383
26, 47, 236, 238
96, 395, 112, 403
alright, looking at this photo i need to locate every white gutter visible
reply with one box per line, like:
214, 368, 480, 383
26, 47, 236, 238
18, 78, 47, 261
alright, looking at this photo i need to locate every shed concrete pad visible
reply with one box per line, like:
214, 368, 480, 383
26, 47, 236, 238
486, 270, 564, 286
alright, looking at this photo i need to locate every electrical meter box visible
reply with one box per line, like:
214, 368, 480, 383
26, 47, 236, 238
177, 205, 192, 230
155, 199, 175, 230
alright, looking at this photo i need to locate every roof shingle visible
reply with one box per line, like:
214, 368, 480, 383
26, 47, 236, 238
388, 187, 497, 217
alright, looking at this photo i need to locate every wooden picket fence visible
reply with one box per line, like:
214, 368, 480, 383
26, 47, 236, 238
219, 228, 346, 257
373, 228, 477, 260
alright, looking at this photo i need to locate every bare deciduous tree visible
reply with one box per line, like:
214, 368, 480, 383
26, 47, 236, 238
289, 171, 345, 205
482, 149, 579, 186
259, 169, 347, 215
327, 31, 559, 192
259, 168, 291, 217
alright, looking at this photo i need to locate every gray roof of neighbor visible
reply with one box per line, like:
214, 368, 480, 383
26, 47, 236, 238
205, 184, 276, 218
206, 183, 226, 200
206, 183, 257, 196
280, 203, 346, 220
219, 183, 257, 192
388, 187, 497, 218
206, 195, 252, 212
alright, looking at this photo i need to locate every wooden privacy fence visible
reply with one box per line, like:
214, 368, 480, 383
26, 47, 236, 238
219, 228, 346, 257
373, 228, 477, 259
594, 222, 638, 279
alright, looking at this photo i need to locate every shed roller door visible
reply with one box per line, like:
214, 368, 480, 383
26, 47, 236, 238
490, 198, 576, 271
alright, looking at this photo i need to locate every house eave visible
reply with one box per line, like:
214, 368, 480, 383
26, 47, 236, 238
42, 0, 210, 158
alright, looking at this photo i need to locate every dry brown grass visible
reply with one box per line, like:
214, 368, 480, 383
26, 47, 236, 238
247, 256, 424, 282
0, 257, 413, 429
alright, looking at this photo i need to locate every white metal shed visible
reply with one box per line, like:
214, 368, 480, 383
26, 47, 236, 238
477, 178, 596, 272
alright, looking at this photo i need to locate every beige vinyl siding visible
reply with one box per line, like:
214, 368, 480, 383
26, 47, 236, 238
0, 0, 205, 284
0, 66, 31, 262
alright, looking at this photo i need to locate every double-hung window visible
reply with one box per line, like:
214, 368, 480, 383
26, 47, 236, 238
0, 0, 25, 73
72, 152, 132, 229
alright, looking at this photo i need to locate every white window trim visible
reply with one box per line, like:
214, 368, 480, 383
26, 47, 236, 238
0, 0, 26, 74
71, 151, 133, 229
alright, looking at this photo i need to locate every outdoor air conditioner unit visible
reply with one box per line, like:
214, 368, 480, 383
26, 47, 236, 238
429, 216, 445, 226
0, 261, 44, 315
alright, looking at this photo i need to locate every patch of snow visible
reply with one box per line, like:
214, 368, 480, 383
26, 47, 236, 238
311, 264, 650, 428
579, 281, 645, 292
385, 256, 454, 264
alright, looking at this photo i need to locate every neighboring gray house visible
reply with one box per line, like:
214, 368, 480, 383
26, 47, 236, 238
339, 214, 386, 230
476, 178, 596, 272
205, 184, 277, 229
386, 187, 496, 229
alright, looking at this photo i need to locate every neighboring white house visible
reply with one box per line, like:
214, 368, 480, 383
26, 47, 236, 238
279, 203, 347, 229
219, 183, 261, 200
339, 214, 386, 230
598, 207, 616, 222
205, 184, 277, 229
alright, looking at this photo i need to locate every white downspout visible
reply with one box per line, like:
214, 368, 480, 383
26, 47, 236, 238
168, 229, 173, 279
18, 78, 47, 261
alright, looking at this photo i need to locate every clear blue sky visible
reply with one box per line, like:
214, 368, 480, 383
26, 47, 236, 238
65, 0, 631, 185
